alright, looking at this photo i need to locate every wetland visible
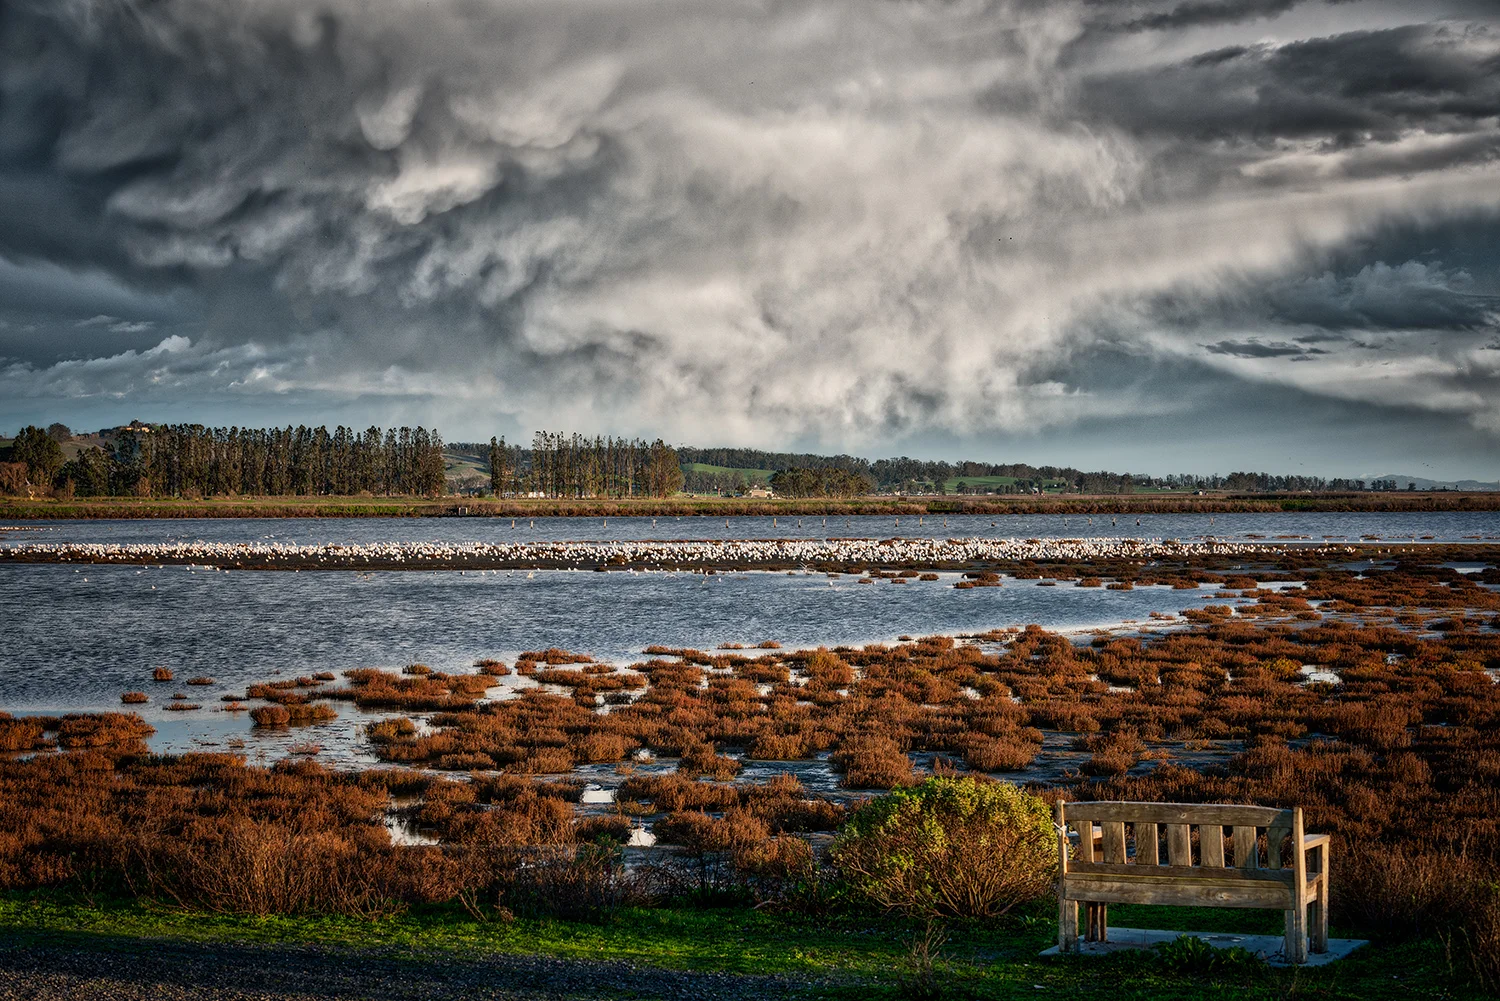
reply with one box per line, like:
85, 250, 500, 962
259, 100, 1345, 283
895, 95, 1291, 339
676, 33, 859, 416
3, 514, 1499, 993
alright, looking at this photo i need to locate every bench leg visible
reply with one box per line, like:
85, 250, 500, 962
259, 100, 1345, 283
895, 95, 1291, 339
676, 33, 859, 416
1310, 878, 1329, 954
1284, 907, 1308, 964
1084, 902, 1107, 943
1059, 897, 1078, 953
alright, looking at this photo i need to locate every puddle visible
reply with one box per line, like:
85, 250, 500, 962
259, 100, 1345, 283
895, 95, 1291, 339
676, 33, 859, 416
1299, 665, 1341, 685
580, 784, 616, 804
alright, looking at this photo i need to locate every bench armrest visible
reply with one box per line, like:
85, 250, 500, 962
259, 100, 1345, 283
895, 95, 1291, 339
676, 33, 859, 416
1303, 834, 1330, 851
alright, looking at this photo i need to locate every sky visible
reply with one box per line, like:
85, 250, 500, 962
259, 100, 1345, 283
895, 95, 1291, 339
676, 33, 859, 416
1, 0, 1498, 479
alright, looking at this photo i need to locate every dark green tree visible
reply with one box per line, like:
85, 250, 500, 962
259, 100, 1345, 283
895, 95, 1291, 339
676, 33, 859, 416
11, 426, 64, 485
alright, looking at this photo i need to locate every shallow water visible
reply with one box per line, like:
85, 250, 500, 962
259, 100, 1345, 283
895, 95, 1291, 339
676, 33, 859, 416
4, 513, 1493, 778
5, 510, 1500, 547
0, 563, 1250, 714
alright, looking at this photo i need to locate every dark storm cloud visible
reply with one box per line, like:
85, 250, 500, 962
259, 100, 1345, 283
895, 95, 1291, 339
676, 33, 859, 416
1265, 263, 1500, 331
1148, 247, 1500, 334
1120, 0, 1302, 33
1203, 339, 1327, 358
1081, 23, 1500, 167
0, 0, 1497, 467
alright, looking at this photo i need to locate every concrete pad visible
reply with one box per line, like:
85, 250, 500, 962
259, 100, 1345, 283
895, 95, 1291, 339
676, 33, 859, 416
1039, 927, 1368, 967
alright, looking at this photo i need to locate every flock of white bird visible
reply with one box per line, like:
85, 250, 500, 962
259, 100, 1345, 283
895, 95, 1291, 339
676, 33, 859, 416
0, 535, 1326, 570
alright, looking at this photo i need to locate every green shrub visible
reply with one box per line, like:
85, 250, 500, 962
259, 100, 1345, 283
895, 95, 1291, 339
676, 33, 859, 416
1152, 935, 1263, 976
830, 776, 1054, 918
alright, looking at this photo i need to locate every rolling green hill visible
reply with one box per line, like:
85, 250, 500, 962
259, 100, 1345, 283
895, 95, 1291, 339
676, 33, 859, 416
683, 462, 776, 485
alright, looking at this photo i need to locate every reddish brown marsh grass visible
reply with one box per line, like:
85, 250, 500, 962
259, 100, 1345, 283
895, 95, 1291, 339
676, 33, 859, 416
120, 692, 148, 705
677, 741, 741, 780
832, 735, 914, 789
0, 714, 53, 752
249, 705, 291, 727
521, 648, 594, 665
283, 703, 337, 725
152, 667, 174, 682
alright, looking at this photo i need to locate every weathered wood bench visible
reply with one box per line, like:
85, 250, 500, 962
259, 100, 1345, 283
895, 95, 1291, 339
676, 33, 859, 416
1055, 801, 1330, 963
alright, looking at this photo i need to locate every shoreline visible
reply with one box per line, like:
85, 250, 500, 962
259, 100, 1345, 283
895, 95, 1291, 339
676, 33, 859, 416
5, 536, 1499, 572
3, 490, 1500, 519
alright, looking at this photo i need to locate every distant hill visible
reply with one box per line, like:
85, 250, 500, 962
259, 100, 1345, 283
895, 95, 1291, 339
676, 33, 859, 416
1366, 474, 1500, 492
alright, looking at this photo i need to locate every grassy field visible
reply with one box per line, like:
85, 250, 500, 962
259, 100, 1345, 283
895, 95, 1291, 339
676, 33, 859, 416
0, 892, 1475, 999
442, 451, 490, 489
685, 462, 778, 485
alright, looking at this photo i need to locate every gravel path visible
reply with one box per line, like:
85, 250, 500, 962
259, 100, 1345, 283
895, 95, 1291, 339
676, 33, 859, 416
0, 937, 847, 1001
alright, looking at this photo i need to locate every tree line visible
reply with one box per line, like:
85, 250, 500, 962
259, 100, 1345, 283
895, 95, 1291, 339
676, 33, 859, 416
2, 424, 446, 498
1, 420, 1451, 501
768, 467, 873, 498
680, 448, 1406, 496
474, 433, 684, 498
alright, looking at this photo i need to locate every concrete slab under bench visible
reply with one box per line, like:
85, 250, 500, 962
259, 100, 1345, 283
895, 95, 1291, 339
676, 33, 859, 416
1039, 927, 1368, 967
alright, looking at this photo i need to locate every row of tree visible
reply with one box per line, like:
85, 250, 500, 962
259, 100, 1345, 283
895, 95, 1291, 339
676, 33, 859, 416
679, 450, 1411, 495
478, 433, 683, 498
3, 424, 447, 498
768, 467, 874, 498
2, 421, 1437, 500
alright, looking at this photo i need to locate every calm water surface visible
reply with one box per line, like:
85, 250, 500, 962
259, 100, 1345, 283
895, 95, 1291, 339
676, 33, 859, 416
5, 562, 1261, 713
4, 511, 1495, 764
5, 510, 1500, 547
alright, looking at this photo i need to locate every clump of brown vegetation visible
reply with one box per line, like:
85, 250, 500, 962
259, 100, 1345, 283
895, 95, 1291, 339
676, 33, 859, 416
249, 706, 291, 727
0, 752, 481, 915
152, 667, 174, 682
120, 692, 148, 705
0, 713, 154, 754
954, 570, 1001, 590
0, 714, 53, 753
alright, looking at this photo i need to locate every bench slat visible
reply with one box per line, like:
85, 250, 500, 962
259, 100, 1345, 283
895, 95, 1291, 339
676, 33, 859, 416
1166, 823, 1192, 866
1067, 861, 1295, 884
1137, 822, 1159, 866
1234, 825, 1258, 869
1064, 802, 1293, 828
1102, 822, 1127, 864
1073, 820, 1095, 863
1201, 825, 1226, 867
1063, 873, 1295, 909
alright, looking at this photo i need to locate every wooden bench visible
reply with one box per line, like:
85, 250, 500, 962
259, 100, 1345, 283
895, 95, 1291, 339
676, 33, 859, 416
1056, 801, 1330, 963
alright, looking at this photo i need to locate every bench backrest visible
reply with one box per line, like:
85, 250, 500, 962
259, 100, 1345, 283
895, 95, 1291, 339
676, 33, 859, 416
1060, 800, 1296, 872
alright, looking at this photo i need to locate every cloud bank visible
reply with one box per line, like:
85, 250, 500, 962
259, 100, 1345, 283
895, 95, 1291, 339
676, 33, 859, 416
0, 0, 1497, 472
